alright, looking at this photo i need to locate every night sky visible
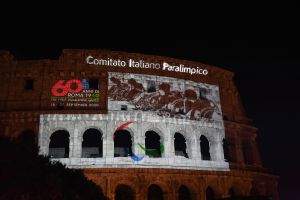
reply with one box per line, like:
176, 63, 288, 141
2, 41, 300, 199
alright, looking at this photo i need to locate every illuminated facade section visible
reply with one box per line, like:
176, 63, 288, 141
0, 49, 280, 200
39, 72, 228, 170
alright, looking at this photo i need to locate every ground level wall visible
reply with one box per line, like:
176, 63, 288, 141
84, 167, 279, 200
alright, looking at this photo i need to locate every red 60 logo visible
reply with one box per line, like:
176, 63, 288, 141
51, 80, 82, 97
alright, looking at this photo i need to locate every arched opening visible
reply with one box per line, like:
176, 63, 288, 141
114, 130, 133, 157
178, 185, 191, 200
250, 186, 260, 196
206, 187, 215, 200
115, 184, 135, 200
145, 131, 162, 158
200, 135, 211, 160
229, 187, 235, 197
147, 184, 163, 200
223, 138, 230, 162
49, 130, 69, 158
82, 128, 103, 158
174, 132, 188, 158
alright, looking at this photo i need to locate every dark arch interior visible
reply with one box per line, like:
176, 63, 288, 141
145, 131, 161, 158
174, 132, 188, 158
250, 186, 260, 196
223, 138, 231, 162
114, 130, 132, 157
200, 135, 211, 160
82, 128, 102, 158
115, 184, 135, 200
49, 130, 69, 158
147, 184, 163, 200
178, 185, 191, 200
229, 187, 236, 197
206, 187, 215, 200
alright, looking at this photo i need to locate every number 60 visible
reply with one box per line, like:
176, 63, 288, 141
51, 80, 82, 97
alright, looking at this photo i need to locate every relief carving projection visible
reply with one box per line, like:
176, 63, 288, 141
108, 72, 223, 122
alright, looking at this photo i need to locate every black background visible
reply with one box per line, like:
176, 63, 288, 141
2, 41, 299, 200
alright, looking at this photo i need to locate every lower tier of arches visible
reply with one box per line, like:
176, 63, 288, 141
83, 168, 279, 200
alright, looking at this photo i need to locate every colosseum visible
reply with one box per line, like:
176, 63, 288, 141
0, 49, 279, 200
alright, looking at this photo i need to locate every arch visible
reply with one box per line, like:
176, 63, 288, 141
178, 185, 191, 200
250, 186, 260, 196
229, 181, 246, 197
79, 126, 105, 140
229, 186, 242, 197
145, 131, 162, 158
49, 130, 70, 158
206, 186, 215, 200
197, 128, 215, 144
229, 188, 235, 197
82, 128, 103, 158
114, 129, 133, 157
222, 138, 230, 162
147, 184, 163, 200
145, 126, 165, 140
200, 135, 211, 160
115, 184, 135, 200
173, 129, 190, 140
174, 132, 188, 158
48, 127, 70, 139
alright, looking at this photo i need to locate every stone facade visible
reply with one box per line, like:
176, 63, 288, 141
0, 49, 279, 200
39, 112, 228, 170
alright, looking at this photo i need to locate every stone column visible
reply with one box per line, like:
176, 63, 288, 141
211, 134, 225, 161
72, 122, 81, 158
38, 120, 48, 155
160, 137, 165, 158
198, 138, 203, 160
169, 182, 177, 200
39, 135, 46, 155
138, 134, 146, 157
133, 122, 141, 156
69, 134, 75, 158
102, 122, 107, 158
190, 135, 200, 159
216, 136, 225, 161
41, 137, 50, 155
165, 128, 174, 159
106, 121, 115, 157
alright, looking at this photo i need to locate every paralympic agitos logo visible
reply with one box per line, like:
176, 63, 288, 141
114, 122, 165, 162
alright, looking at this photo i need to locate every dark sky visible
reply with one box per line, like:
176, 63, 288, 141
3, 41, 300, 199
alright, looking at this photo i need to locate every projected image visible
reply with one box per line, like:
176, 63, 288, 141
113, 121, 165, 162
108, 72, 222, 121
50, 79, 100, 108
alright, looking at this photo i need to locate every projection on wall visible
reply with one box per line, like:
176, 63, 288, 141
108, 72, 222, 122
50, 79, 100, 108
